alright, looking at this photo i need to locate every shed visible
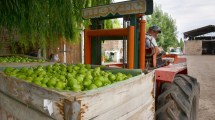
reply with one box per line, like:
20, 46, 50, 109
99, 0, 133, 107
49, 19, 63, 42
184, 25, 215, 55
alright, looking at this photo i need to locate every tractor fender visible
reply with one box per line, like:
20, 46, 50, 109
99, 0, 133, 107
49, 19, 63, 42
155, 62, 187, 83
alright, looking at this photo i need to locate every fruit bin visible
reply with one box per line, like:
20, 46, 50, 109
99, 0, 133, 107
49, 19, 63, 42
0, 54, 54, 71
0, 65, 155, 120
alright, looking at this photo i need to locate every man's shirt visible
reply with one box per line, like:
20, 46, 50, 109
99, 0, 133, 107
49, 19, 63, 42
146, 34, 158, 48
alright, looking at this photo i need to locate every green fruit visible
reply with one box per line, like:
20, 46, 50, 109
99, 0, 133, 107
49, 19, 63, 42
76, 76, 84, 84
103, 81, 111, 86
94, 67, 101, 72
33, 80, 42, 86
100, 71, 106, 75
4, 67, 15, 74
72, 84, 82, 92
25, 77, 33, 82
73, 66, 80, 71
47, 78, 57, 87
2, 63, 137, 92
27, 69, 34, 75
49, 86, 55, 89
59, 75, 66, 81
83, 79, 92, 86
53, 66, 60, 71
64, 87, 71, 90
97, 76, 105, 82
67, 66, 73, 72
70, 72, 77, 77
85, 74, 93, 80
116, 73, 123, 77
60, 67, 67, 72
41, 79, 48, 84
87, 84, 97, 90
93, 80, 103, 87
92, 71, 100, 77
46, 65, 52, 69
78, 68, 87, 74
41, 84, 48, 88
53, 63, 60, 66
17, 74, 26, 79
31, 73, 38, 78
20, 67, 28, 72
55, 81, 66, 90
37, 65, 44, 70
85, 64, 91, 69
68, 78, 78, 87
33, 77, 43, 82
116, 76, 123, 81
67, 73, 75, 79
126, 74, 133, 79
108, 74, 116, 81
11, 69, 19, 74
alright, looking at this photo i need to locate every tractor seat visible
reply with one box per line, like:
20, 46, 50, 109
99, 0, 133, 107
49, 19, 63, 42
145, 48, 156, 69
146, 48, 154, 59
145, 48, 166, 69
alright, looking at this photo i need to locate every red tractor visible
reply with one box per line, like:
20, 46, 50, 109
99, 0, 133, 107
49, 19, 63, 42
82, 0, 200, 120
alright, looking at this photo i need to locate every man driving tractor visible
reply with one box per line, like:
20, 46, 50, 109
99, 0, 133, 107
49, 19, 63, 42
145, 25, 165, 68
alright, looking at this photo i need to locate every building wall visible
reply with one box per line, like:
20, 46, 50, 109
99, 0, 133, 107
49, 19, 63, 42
56, 38, 81, 64
0, 28, 82, 64
45, 37, 81, 64
0, 29, 11, 54
102, 40, 124, 62
102, 40, 122, 53
185, 40, 202, 55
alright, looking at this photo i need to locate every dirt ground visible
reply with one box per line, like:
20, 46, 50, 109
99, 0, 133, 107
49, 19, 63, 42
186, 55, 215, 120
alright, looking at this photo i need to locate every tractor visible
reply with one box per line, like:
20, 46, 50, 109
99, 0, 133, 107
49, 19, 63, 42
82, 0, 200, 120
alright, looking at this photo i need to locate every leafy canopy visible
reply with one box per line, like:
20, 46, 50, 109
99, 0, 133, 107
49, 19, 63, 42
146, 4, 179, 51
0, 0, 112, 49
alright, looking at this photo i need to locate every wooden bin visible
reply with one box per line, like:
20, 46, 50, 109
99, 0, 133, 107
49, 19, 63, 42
0, 69, 155, 120
0, 54, 55, 71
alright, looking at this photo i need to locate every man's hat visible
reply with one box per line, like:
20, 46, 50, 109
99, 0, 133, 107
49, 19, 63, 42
149, 25, 161, 33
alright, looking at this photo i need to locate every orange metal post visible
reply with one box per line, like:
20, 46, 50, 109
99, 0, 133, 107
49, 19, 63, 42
139, 19, 146, 70
128, 26, 134, 69
84, 29, 92, 64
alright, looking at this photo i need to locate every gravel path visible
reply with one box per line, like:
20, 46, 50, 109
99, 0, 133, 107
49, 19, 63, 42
186, 55, 215, 120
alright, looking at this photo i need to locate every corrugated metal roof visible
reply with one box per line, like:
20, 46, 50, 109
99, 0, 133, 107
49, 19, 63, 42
184, 25, 215, 40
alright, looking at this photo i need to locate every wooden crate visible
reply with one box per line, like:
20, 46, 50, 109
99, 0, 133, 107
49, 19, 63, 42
0, 54, 56, 71
0, 70, 155, 120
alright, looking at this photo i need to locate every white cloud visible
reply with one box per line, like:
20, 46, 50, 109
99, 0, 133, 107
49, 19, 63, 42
114, 0, 215, 39
155, 0, 215, 38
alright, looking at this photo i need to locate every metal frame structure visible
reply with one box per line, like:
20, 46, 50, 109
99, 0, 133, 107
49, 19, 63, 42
82, 0, 188, 85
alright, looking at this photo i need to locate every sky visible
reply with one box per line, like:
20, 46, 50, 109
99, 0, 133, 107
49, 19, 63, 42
114, 0, 215, 39
154, 0, 215, 39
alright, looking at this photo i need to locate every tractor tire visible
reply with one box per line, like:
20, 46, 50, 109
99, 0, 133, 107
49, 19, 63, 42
156, 74, 200, 120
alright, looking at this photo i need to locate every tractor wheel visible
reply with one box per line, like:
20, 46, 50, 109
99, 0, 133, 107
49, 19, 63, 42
156, 74, 200, 120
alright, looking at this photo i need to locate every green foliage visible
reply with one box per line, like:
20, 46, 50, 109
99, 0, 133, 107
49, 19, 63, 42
112, 19, 121, 28
146, 4, 178, 51
178, 38, 184, 51
104, 20, 113, 29
104, 19, 121, 29
0, 0, 112, 50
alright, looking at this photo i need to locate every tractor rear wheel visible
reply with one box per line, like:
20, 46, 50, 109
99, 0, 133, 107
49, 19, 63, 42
156, 74, 200, 120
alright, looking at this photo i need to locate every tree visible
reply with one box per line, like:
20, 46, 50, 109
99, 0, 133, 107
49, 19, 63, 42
0, 0, 113, 50
146, 4, 178, 51
178, 38, 184, 51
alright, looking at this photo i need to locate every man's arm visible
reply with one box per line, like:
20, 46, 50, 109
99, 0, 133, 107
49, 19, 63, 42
146, 35, 164, 54
155, 46, 164, 54
150, 38, 163, 54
